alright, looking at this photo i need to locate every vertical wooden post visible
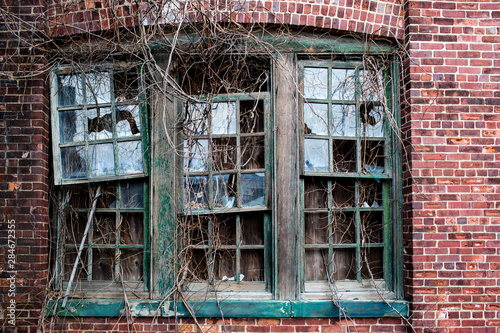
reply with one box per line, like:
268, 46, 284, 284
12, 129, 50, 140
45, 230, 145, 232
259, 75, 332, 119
274, 53, 300, 300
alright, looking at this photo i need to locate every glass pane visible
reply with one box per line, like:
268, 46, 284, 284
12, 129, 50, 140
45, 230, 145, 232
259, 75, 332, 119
241, 213, 264, 245
58, 74, 83, 106
304, 103, 328, 135
61, 146, 87, 180
304, 178, 328, 209
332, 140, 356, 173
332, 179, 355, 209
88, 108, 113, 140
185, 103, 208, 136
212, 102, 236, 135
92, 248, 115, 280
93, 213, 116, 245
331, 104, 356, 137
360, 211, 384, 244
116, 105, 141, 137
214, 250, 235, 280
360, 70, 383, 102
184, 139, 208, 172
240, 100, 264, 133
241, 173, 265, 207
241, 136, 265, 170
362, 140, 385, 175
331, 211, 355, 244
184, 176, 209, 210
113, 68, 139, 102
59, 110, 84, 143
121, 181, 144, 208
359, 179, 383, 208
121, 213, 144, 245
303, 67, 328, 100
304, 139, 328, 172
304, 249, 328, 281
64, 248, 88, 281
332, 248, 356, 280
305, 212, 328, 244
241, 250, 264, 281
213, 174, 236, 209
89, 143, 115, 177
361, 247, 384, 279
118, 141, 143, 174
331, 68, 355, 100
85, 72, 111, 105
361, 105, 384, 137
121, 249, 143, 281
212, 137, 237, 171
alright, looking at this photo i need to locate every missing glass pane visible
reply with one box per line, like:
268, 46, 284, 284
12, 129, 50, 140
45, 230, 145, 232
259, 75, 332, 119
304, 178, 328, 209
359, 179, 383, 208
360, 211, 384, 244
113, 68, 139, 102
214, 250, 236, 280
213, 215, 236, 246
184, 176, 209, 210
305, 212, 328, 244
332, 140, 356, 172
212, 137, 237, 171
332, 179, 355, 209
331, 211, 355, 244
189, 249, 208, 281
361, 247, 384, 279
65, 211, 87, 245
240, 100, 264, 133
120, 181, 144, 208
64, 248, 88, 281
187, 215, 209, 246
241, 136, 265, 170
332, 249, 356, 280
362, 140, 385, 172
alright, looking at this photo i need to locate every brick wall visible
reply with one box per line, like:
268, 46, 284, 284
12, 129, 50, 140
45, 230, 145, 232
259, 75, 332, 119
404, 1, 500, 331
0, 0, 50, 331
44, 317, 406, 332
47, 0, 404, 39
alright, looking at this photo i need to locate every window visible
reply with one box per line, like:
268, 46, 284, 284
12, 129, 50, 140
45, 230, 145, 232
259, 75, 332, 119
300, 60, 398, 298
49, 37, 405, 317
51, 66, 149, 293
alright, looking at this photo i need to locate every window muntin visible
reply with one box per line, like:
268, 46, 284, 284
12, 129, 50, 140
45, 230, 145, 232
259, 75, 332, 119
52, 67, 146, 185
182, 94, 271, 293
301, 61, 394, 295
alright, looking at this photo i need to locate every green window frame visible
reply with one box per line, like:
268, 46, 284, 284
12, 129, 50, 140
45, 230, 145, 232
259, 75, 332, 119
299, 59, 401, 299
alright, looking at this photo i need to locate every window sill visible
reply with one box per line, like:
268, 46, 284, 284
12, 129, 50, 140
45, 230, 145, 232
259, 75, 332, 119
47, 298, 408, 318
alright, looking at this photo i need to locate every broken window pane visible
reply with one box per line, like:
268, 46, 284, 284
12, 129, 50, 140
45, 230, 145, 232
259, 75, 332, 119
361, 104, 384, 137
92, 248, 115, 280
120, 181, 144, 208
61, 146, 87, 180
359, 179, 383, 208
241, 173, 265, 207
184, 176, 209, 210
121, 249, 143, 281
59, 110, 84, 143
212, 137, 237, 171
332, 140, 356, 173
212, 102, 236, 135
240, 100, 264, 133
331, 68, 355, 100
304, 139, 329, 172
362, 140, 385, 173
360, 70, 383, 102
87, 107, 113, 140
84, 72, 111, 105
331, 211, 355, 244
305, 212, 328, 244
184, 139, 209, 172
97, 185, 117, 208
116, 105, 141, 137
89, 143, 115, 177
113, 68, 139, 102
121, 213, 144, 245
213, 174, 236, 209
361, 248, 384, 279
331, 104, 356, 137
304, 103, 328, 135
241, 136, 265, 170
304, 249, 328, 281
58, 74, 84, 106
118, 141, 143, 174
241, 250, 264, 281
303, 67, 328, 100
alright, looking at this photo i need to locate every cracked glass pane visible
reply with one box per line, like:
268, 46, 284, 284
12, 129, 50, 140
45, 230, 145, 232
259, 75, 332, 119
84, 72, 111, 105
304, 103, 328, 135
89, 143, 114, 177
118, 141, 143, 174
331, 68, 355, 100
87, 108, 113, 140
185, 103, 208, 136
331, 104, 356, 137
59, 110, 84, 143
61, 146, 87, 180
58, 74, 83, 106
212, 102, 236, 134
116, 105, 141, 137
304, 67, 328, 100
304, 139, 328, 172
